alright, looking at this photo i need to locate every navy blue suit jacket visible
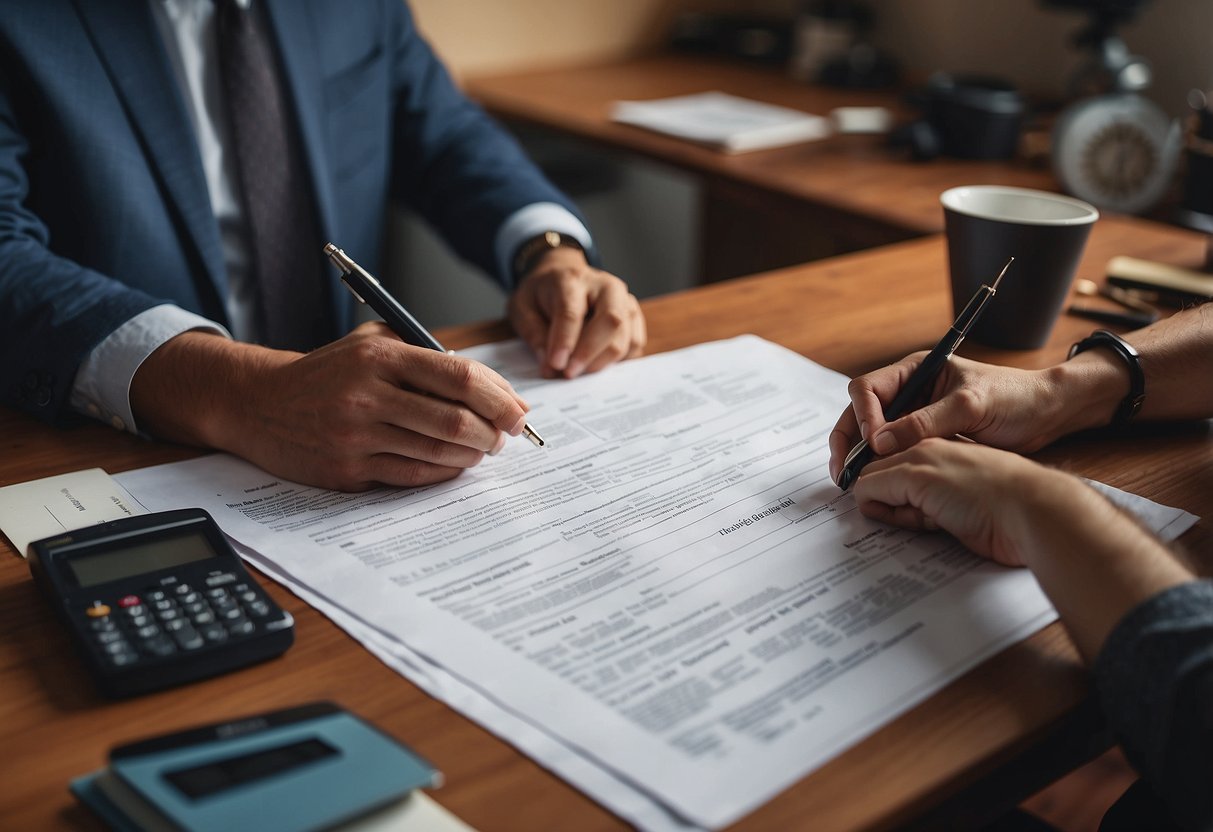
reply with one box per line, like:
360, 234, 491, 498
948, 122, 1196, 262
0, 0, 581, 421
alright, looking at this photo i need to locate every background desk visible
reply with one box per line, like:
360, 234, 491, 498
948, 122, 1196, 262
1, 216, 1209, 831
467, 54, 1057, 281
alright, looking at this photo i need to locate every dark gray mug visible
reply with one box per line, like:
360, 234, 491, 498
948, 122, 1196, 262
942, 186, 1098, 349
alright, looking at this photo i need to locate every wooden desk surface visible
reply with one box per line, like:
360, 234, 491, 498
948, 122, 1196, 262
466, 54, 1056, 237
2, 216, 1209, 831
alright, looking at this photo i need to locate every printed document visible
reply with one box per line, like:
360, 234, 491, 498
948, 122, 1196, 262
115, 336, 1197, 830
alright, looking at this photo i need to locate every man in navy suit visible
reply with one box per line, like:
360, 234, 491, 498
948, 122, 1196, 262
0, 0, 646, 490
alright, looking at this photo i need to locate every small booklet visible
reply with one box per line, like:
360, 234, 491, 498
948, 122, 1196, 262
69, 702, 451, 832
611, 90, 831, 153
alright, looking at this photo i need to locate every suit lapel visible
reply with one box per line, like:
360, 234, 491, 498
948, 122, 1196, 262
72, 0, 228, 304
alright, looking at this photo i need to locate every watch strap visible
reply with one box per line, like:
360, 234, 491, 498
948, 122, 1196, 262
1067, 329, 1145, 425
512, 231, 583, 280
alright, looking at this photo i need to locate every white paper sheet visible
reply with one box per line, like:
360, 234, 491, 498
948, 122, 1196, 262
115, 336, 1198, 829
234, 542, 700, 832
0, 468, 141, 557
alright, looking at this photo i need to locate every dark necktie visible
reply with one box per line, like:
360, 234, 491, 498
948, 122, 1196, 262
217, 0, 330, 352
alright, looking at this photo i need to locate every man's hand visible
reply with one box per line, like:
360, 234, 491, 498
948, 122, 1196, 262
508, 246, 646, 379
130, 323, 531, 491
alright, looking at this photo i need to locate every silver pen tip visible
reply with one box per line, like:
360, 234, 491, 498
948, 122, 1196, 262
990, 257, 1014, 292
523, 424, 545, 448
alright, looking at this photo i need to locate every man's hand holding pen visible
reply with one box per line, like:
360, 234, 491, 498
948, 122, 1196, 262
508, 245, 647, 380
131, 324, 534, 492
249, 323, 535, 489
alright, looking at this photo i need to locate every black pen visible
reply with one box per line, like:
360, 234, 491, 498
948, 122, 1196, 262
324, 242, 545, 448
1066, 304, 1156, 329
836, 257, 1013, 491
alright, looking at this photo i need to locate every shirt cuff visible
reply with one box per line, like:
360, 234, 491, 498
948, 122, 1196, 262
69, 304, 231, 435
494, 202, 593, 290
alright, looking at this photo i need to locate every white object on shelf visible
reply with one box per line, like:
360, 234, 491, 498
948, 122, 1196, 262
611, 91, 831, 153
830, 106, 893, 134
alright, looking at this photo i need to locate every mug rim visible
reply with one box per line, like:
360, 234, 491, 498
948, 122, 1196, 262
941, 185, 1099, 226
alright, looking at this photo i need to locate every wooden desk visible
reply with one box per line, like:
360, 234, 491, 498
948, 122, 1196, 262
467, 54, 1058, 280
2, 216, 1208, 831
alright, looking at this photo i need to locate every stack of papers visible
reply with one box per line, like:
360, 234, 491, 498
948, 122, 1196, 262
102, 338, 1196, 831
611, 91, 832, 153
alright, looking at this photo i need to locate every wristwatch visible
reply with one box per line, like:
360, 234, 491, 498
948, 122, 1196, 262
1067, 329, 1145, 425
512, 231, 583, 281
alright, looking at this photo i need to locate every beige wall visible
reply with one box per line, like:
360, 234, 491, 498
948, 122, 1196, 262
412, 0, 1213, 115
409, 0, 685, 78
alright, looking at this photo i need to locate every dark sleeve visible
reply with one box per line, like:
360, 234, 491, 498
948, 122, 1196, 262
1094, 579, 1213, 831
0, 46, 162, 423
382, 2, 592, 289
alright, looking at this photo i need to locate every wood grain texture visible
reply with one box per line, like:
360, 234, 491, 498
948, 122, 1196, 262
1, 216, 1209, 831
465, 54, 1057, 237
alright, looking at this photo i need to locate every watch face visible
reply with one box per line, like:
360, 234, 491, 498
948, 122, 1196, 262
1052, 94, 1182, 214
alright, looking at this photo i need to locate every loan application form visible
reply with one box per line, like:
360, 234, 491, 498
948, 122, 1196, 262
116, 336, 1197, 830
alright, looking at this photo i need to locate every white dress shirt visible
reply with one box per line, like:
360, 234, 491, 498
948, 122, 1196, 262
70, 0, 591, 435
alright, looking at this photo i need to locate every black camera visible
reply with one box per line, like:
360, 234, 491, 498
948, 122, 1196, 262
1042, 0, 1152, 95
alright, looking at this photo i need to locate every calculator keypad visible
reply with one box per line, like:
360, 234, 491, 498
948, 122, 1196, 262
82, 574, 278, 666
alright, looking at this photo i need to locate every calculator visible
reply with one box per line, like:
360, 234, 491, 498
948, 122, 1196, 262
28, 508, 294, 698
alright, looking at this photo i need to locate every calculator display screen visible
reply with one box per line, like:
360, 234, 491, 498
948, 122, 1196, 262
67, 531, 219, 587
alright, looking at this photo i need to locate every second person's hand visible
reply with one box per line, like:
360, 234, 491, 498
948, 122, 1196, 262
852, 438, 1192, 662
827, 350, 1129, 485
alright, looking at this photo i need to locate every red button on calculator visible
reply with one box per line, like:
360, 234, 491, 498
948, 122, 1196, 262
117, 595, 142, 608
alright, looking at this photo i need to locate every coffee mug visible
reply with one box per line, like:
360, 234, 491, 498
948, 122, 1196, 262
942, 185, 1099, 349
